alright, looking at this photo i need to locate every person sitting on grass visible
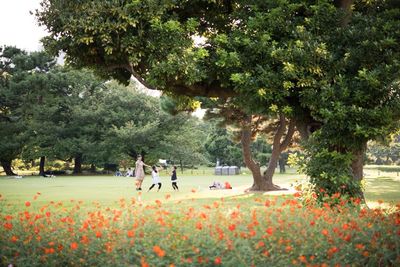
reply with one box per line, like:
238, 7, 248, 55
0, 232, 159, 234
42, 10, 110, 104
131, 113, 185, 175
224, 181, 232, 189
209, 181, 223, 190
148, 165, 162, 192
125, 167, 133, 177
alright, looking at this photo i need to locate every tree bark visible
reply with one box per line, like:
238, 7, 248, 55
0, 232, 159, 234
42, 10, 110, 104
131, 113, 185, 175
351, 143, 366, 201
1, 159, 16, 176
279, 157, 286, 174
39, 156, 46, 176
263, 115, 295, 189
241, 123, 266, 191
179, 159, 184, 174
73, 153, 83, 174
241, 115, 295, 191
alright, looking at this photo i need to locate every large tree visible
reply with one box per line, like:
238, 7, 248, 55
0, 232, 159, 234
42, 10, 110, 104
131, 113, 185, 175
0, 46, 55, 175
36, 0, 400, 197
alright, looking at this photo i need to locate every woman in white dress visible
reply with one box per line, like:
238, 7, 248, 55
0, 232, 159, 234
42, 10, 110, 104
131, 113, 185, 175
135, 155, 150, 191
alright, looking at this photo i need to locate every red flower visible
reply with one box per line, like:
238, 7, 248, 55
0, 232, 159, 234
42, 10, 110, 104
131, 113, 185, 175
214, 257, 222, 265
25, 201, 31, 207
95, 231, 102, 238
228, 224, 236, 231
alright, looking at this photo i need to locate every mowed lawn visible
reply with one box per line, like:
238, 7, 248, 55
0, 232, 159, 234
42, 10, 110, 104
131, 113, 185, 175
0, 167, 399, 209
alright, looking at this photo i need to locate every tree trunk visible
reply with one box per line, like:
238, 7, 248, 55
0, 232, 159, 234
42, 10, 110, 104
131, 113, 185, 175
262, 115, 295, 189
351, 143, 366, 201
39, 156, 46, 176
241, 115, 295, 191
90, 164, 96, 173
241, 123, 266, 191
180, 159, 184, 174
73, 153, 82, 174
279, 158, 286, 174
1, 159, 16, 176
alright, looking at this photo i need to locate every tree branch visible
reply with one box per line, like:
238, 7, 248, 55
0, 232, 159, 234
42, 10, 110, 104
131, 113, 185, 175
279, 119, 295, 151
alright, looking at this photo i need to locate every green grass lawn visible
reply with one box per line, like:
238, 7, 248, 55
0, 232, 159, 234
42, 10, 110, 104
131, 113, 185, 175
1, 167, 399, 209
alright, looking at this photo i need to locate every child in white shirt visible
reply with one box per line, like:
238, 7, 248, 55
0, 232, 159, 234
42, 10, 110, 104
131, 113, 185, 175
148, 166, 162, 192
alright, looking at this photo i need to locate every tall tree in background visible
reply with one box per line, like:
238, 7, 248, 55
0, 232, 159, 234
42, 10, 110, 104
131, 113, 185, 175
0, 46, 56, 175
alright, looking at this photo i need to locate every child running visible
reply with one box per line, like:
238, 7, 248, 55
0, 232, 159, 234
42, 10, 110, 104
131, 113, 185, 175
171, 166, 179, 191
148, 165, 162, 192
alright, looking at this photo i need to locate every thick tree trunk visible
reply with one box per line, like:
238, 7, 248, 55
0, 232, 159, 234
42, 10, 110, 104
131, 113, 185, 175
73, 153, 83, 174
39, 156, 46, 176
241, 115, 295, 191
263, 115, 295, 190
1, 159, 16, 176
241, 124, 266, 191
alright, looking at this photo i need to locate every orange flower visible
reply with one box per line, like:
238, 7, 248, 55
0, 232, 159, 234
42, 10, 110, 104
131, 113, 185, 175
141, 257, 149, 267
321, 229, 329, 236
80, 235, 90, 244
3, 222, 13, 230
95, 231, 102, 238
165, 194, 171, 200
214, 257, 222, 265
196, 222, 203, 230
70, 242, 78, 250
44, 248, 55, 254
265, 227, 273, 235
153, 245, 166, 257
191, 188, 197, 193
228, 224, 236, 231
293, 192, 301, 198
298, 255, 307, 263
10, 235, 18, 243
127, 230, 135, 238
25, 201, 31, 207
355, 244, 365, 250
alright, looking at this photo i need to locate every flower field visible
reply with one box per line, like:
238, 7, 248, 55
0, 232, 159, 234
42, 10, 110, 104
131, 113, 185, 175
1, 191, 399, 267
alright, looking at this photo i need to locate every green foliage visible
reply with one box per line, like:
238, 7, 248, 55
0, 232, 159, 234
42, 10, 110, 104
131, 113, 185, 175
0, 46, 56, 167
367, 136, 400, 165
204, 124, 243, 166
299, 133, 363, 202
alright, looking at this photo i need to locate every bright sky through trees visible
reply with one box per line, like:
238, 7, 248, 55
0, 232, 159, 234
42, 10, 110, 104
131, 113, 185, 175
0, 0, 47, 51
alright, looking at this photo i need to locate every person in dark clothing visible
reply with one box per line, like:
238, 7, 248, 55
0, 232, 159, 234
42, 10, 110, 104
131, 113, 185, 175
171, 166, 179, 191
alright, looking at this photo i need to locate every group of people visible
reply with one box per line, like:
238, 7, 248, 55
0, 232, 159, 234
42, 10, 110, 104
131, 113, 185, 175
134, 155, 178, 192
